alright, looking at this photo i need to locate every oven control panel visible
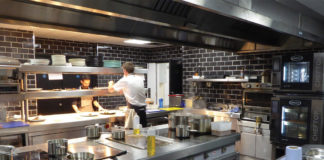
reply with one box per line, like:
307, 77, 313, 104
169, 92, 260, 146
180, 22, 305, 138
241, 83, 272, 89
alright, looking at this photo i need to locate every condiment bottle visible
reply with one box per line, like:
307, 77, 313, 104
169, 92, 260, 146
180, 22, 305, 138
147, 127, 156, 156
133, 114, 140, 135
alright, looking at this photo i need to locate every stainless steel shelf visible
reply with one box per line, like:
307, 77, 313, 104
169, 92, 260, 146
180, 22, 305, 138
23, 88, 122, 100
19, 65, 148, 74
187, 78, 248, 82
0, 94, 24, 102
19, 65, 122, 74
0, 65, 20, 69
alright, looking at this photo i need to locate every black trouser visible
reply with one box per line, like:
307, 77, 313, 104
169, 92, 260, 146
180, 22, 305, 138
128, 103, 147, 128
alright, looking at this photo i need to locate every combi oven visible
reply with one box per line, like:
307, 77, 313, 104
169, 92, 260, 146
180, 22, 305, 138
272, 52, 324, 93
270, 94, 324, 145
241, 83, 273, 123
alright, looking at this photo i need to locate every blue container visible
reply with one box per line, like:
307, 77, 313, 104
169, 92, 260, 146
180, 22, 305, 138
159, 98, 163, 108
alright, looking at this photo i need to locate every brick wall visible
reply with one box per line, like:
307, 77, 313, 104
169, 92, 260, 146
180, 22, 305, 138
1, 27, 323, 117
0, 27, 37, 117
35, 38, 152, 108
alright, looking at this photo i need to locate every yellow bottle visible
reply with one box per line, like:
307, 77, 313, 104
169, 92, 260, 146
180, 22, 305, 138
147, 127, 156, 156
133, 114, 140, 135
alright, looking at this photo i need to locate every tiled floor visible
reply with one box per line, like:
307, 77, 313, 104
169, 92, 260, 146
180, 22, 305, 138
239, 155, 263, 160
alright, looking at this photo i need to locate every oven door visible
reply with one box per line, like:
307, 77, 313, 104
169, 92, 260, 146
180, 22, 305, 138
281, 54, 313, 90
242, 90, 272, 122
271, 98, 310, 145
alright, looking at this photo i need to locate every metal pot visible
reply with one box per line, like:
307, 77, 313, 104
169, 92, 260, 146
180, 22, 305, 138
48, 139, 68, 156
305, 148, 324, 160
168, 113, 190, 129
168, 113, 176, 129
189, 115, 213, 133
0, 145, 14, 160
67, 152, 94, 160
176, 125, 190, 138
112, 129, 125, 140
85, 125, 102, 139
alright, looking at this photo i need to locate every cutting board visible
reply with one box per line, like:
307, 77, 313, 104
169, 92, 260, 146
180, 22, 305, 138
159, 107, 184, 111
0, 121, 29, 128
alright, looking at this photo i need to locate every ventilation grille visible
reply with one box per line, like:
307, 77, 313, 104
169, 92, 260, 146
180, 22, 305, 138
153, 0, 191, 17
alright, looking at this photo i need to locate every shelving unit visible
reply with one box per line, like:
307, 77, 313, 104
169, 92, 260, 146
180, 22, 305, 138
0, 94, 24, 102
0, 64, 148, 122
186, 78, 248, 82
19, 65, 148, 74
23, 88, 122, 100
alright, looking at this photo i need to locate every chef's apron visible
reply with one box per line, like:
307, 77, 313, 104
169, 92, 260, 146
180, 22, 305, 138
79, 96, 94, 112
128, 102, 147, 127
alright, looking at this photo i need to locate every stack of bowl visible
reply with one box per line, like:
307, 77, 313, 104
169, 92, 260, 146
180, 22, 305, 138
51, 55, 66, 66
86, 56, 103, 67
103, 60, 121, 68
29, 59, 50, 65
0, 56, 20, 65
69, 58, 86, 66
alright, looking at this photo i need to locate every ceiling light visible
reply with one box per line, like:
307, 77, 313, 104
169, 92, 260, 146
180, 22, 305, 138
124, 39, 151, 45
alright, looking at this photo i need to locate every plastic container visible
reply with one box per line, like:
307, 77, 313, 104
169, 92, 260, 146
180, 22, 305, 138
147, 127, 156, 156
211, 121, 232, 136
159, 98, 163, 108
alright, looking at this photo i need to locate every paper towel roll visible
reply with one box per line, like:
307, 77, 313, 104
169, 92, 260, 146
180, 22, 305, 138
286, 146, 302, 160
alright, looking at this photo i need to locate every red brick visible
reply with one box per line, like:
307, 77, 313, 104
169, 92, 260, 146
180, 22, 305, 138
0, 42, 11, 47
0, 31, 10, 36
17, 38, 28, 43
5, 37, 17, 42
0, 52, 11, 57
23, 43, 33, 48
23, 33, 33, 38
18, 48, 29, 53
12, 53, 23, 58
50, 45, 57, 50
6, 48, 18, 53
10, 32, 23, 37
35, 39, 44, 44
12, 43, 23, 48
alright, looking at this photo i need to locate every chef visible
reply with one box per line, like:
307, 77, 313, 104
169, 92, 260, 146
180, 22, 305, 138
108, 62, 147, 127
72, 75, 105, 113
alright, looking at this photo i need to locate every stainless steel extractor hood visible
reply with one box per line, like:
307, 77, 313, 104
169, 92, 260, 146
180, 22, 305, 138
0, 0, 324, 51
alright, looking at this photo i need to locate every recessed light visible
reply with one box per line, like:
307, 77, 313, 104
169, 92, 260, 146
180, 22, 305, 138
124, 39, 151, 45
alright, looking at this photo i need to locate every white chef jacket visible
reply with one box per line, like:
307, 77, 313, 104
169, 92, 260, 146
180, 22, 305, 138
114, 74, 146, 106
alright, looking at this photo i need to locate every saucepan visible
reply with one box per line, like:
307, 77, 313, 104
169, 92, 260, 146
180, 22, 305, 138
0, 145, 15, 160
85, 124, 102, 139
175, 125, 190, 138
111, 127, 125, 140
48, 139, 68, 157
66, 152, 94, 160
305, 148, 324, 160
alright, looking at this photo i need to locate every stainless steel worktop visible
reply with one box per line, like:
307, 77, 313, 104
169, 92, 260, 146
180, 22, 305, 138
0, 111, 125, 136
15, 124, 240, 160
0, 110, 173, 136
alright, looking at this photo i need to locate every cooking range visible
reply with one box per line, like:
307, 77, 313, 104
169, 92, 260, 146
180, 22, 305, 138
271, 52, 324, 149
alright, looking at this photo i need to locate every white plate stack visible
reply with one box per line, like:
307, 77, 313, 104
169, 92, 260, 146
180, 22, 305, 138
29, 59, 50, 65
51, 55, 66, 66
68, 58, 86, 66
0, 56, 20, 65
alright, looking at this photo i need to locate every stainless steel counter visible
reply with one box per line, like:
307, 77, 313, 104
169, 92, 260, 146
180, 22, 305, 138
0, 111, 125, 137
15, 124, 240, 160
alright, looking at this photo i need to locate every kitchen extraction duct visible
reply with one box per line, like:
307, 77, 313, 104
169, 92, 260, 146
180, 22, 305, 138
0, 0, 323, 51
